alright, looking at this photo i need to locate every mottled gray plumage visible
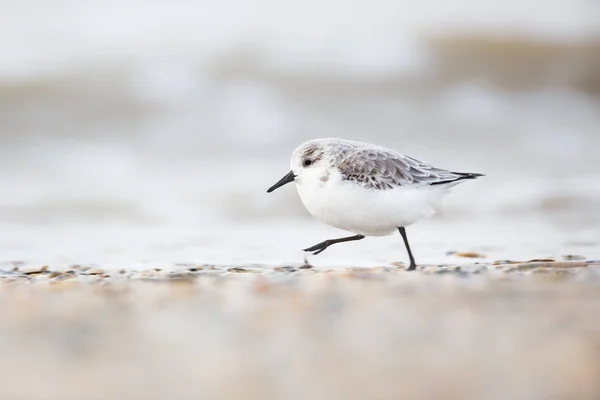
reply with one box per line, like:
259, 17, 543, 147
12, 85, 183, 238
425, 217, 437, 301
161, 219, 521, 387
336, 145, 482, 190
290, 138, 483, 191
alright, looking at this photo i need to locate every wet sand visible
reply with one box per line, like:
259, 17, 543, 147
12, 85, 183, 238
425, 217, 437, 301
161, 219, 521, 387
2, 259, 600, 400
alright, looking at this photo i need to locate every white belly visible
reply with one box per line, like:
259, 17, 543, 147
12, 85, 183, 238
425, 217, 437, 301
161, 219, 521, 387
296, 176, 449, 236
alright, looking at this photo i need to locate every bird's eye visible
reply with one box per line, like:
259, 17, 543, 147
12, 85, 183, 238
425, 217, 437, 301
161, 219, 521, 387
303, 159, 313, 167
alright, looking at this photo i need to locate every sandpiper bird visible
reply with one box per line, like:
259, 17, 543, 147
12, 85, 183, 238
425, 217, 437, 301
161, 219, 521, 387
267, 138, 484, 271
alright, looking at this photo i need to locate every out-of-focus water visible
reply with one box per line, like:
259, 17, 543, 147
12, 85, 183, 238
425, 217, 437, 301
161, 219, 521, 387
0, 0, 599, 266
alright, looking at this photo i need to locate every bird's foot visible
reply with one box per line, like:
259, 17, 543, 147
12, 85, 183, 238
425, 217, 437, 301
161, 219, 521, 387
303, 240, 331, 255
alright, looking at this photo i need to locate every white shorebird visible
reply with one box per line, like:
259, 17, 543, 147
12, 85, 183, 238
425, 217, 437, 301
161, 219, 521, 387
267, 138, 483, 271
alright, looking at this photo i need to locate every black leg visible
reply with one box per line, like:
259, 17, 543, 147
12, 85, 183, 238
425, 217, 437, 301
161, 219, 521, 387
398, 227, 417, 271
304, 235, 365, 255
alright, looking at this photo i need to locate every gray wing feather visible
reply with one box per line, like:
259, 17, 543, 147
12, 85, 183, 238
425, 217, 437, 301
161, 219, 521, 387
338, 148, 463, 190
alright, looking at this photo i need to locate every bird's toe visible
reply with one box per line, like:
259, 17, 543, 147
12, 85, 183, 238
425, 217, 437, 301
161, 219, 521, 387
303, 241, 329, 253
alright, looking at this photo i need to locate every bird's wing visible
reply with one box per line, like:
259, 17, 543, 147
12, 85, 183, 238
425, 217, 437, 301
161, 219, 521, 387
338, 148, 478, 190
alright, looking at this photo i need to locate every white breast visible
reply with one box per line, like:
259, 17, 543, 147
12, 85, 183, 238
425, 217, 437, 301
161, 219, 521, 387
295, 170, 449, 236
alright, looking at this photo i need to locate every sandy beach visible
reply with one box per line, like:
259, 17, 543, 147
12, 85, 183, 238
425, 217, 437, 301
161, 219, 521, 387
2, 257, 600, 400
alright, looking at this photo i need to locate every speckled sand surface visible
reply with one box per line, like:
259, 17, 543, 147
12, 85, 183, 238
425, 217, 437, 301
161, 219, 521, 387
0, 220, 599, 400
2, 255, 600, 400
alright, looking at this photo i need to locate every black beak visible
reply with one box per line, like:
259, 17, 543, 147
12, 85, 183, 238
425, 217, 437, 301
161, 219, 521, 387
267, 170, 296, 193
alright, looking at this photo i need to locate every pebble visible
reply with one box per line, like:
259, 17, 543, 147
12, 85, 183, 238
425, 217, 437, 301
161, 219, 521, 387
274, 266, 296, 273
52, 273, 75, 282
454, 252, 486, 259
20, 266, 49, 275
435, 268, 468, 276
167, 272, 195, 279
84, 268, 106, 275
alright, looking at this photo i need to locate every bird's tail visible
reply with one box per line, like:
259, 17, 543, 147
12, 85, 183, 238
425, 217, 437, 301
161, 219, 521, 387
430, 172, 485, 186
453, 172, 485, 180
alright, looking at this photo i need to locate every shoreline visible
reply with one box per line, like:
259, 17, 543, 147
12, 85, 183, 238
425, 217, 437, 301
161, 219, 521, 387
1, 260, 600, 399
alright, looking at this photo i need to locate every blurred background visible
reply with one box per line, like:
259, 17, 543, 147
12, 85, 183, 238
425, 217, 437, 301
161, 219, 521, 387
0, 0, 599, 266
